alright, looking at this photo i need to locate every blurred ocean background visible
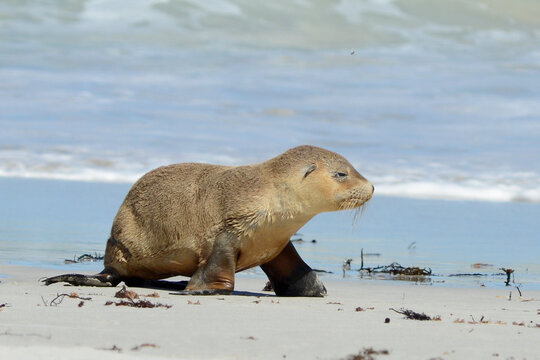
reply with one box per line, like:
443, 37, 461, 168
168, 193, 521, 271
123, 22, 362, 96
1, 1, 539, 289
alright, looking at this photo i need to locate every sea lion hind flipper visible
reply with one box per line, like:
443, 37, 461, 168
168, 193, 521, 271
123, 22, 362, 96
261, 241, 327, 297
42, 270, 120, 287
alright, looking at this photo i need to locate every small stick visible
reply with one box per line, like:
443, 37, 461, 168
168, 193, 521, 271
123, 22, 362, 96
500, 268, 514, 286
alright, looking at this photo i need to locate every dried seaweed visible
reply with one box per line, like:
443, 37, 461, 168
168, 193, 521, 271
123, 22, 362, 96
342, 347, 390, 360
106, 286, 169, 308
102, 345, 122, 352
390, 308, 439, 321
144, 292, 160, 298
105, 298, 171, 308
64, 253, 104, 264
471, 263, 493, 269
362, 262, 432, 276
115, 285, 139, 300
131, 343, 159, 351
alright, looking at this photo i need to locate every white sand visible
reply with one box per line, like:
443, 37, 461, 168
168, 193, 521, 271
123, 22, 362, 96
1, 263, 539, 360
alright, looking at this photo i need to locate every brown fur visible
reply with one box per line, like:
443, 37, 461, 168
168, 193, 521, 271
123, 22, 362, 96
105, 145, 372, 282
45, 145, 373, 295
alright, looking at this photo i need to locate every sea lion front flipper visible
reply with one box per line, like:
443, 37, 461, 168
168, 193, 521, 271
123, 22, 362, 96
42, 270, 120, 287
261, 241, 327, 297
173, 232, 238, 296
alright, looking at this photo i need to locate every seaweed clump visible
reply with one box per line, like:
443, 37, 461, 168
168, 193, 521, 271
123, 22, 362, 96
362, 262, 432, 276
342, 348, 389, 360
104, 286, 171, 308
390, 308, 440, 321
64, 253, 104, 264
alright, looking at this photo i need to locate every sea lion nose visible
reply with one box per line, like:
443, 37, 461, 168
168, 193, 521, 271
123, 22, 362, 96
371, 184, 375, 193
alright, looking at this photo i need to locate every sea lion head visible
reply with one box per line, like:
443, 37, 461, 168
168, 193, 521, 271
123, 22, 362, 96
269, 145, 374, 216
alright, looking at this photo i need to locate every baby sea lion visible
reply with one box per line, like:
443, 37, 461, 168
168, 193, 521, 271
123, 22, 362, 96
43, 145, 374, 296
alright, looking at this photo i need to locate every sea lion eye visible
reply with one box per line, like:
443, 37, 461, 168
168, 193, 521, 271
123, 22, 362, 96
334, 172, 348, 179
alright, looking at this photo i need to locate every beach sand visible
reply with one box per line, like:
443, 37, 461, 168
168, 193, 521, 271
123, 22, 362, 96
1, 264, 539, 359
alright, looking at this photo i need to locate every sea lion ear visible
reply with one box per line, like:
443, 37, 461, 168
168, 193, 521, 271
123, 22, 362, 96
303, 164, 317, 179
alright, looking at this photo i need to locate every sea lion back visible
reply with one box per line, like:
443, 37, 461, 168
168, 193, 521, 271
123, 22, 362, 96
104, 163, 228, 278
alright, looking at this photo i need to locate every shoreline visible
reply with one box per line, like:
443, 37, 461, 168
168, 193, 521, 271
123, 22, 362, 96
1, 176, 539, 293
1, 263, 539, 359
2, 256, 534, 293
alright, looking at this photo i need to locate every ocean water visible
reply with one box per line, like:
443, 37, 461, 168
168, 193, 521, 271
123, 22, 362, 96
1, 1, 539, 288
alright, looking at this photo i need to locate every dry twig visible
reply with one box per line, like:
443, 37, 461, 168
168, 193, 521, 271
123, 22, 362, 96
42, 293, 92, 306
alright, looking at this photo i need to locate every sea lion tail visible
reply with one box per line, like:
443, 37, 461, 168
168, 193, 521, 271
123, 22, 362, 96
42, 269, 120, 287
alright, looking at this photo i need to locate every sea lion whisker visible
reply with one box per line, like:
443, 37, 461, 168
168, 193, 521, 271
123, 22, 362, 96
352, 203, 368, 228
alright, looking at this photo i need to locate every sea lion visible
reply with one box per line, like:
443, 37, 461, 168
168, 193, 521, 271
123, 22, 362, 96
43, 145, 374, 296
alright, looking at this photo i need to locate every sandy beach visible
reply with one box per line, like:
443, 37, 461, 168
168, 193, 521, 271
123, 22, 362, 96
1, 263, 539, 360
